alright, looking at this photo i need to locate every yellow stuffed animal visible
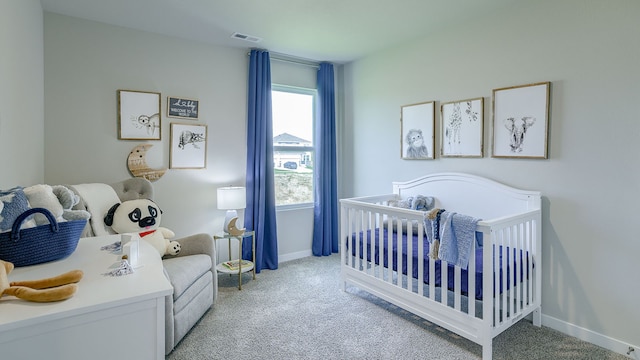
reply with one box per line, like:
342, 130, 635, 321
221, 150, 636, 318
0, 260, 83, 302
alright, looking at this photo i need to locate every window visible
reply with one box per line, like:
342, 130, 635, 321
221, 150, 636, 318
272, 85, 315, 206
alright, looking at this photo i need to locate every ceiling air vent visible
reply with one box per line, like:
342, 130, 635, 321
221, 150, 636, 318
231, 32, 262, 43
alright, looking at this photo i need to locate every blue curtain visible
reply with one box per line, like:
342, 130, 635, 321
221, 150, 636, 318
244, 49, 278, 272
312, 63, 339, 256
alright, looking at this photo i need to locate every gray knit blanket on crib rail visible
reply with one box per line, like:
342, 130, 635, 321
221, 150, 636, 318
424, 210, 480, 269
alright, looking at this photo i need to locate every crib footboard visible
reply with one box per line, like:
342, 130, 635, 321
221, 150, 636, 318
340, 195, 542, 360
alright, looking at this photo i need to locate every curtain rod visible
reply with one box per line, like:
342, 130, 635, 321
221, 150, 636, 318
247, 51, 320, 69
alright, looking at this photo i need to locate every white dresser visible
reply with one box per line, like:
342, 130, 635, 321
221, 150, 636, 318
0, 234, 172, 360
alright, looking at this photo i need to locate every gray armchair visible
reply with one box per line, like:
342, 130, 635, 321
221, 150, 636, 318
70, 178, 216, 355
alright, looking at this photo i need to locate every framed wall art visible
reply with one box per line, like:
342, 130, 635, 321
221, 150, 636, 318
400, 101, 435, 160
118, 90, 161, 140
492, 82, 550, 159
167, 96, 199, 120
440, 97, 484, 157
170, 123, 207, 169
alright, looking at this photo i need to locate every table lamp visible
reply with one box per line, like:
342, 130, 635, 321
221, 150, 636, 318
217, 186, 246, 234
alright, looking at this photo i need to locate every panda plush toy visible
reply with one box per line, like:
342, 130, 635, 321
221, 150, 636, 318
104, 199, 181, 257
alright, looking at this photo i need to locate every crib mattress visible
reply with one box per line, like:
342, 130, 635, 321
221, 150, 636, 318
349, 228, 530, 300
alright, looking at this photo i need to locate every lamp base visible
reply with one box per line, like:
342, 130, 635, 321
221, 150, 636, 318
223, 210, 238, 233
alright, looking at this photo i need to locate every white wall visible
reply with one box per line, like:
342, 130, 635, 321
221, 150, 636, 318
43, 13, 247, 240
0, 0, 44, 188
43, 13, 316, 262
342, 0, 639, 355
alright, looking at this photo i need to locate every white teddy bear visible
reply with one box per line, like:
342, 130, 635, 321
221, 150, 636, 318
103, 198, 181, 257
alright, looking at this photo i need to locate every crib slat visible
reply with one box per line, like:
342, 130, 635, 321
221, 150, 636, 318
516, 223, 523, 314
528, 220, 534, 306
396, 218, 402, 287
387, 217, 393, 285
407, 219, 413, 291
366, 210, 373, 275
442, 258, 448, 306
429, 240, 436, 301
347, 207, 353, 268
376, 212, 383, 280
454, 264, 461, 310
469, 236, 476, 317
501, 227, 509, 325
493, 229, 500, 327
417, 222, 424, 296
509, 225, 516, 318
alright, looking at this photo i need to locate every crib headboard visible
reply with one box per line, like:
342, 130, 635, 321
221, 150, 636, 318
392, 172, 541, 220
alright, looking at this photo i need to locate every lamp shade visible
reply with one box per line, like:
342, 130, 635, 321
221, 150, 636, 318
217, 186, 246, 210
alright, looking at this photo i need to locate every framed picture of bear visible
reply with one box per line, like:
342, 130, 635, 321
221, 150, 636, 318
169, 123, 207, 169
440, 97, 484, 158
401, 101, 435, 160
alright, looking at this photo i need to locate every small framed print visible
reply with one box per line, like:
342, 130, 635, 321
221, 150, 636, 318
170, 123, 207, 169
400, 101, 435, 160
167, 96, 199, 120
118, 90, 161, 140
492, 82, 550, 159
440, 97, 484, 158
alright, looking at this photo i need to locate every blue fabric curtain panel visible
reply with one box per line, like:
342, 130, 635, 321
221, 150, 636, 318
312, 63, 339, 256
244, 49, 278, 272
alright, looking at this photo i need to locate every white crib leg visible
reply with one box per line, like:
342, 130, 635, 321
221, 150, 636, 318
482, 341, 492, 360
533, 307, 542, 327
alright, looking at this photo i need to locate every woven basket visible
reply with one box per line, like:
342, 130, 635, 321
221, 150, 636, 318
0, 207, 87, 267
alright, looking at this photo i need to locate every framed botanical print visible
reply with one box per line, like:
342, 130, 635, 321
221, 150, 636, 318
400, 101, 435, 160
492, 82, 550, 159
440, 97, 484, 157
118, 90, 161, 140
170, 123, 207, 169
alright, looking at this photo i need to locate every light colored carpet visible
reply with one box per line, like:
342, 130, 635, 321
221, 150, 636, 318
167, 254, 626, 360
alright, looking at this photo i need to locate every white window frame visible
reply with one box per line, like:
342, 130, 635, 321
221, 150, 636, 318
272, 84, 316, 210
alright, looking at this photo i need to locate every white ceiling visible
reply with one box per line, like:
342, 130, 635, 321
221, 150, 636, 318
40, 0, 520, 64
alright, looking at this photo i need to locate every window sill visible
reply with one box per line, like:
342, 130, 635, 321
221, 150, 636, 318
276, 203, 314, 212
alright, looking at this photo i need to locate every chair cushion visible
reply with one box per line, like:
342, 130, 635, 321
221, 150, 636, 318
163, 254, 212, 300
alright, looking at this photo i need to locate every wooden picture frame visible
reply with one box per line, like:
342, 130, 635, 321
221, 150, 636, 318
118, 90, 161, 140
492, 82, 550, 159
167, 96, 199, 120
440, 97, 484, 158
400, 101, 435, 160
170, 123, 207, 169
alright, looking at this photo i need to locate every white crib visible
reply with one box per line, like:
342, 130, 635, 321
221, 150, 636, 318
340, 173, 542, 359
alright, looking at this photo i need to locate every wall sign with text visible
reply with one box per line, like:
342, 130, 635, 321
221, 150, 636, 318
167, 96, 199, 120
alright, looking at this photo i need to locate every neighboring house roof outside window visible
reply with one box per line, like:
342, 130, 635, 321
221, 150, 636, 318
273, 132, 311, 146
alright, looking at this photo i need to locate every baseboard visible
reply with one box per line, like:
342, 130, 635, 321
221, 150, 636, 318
542, 314, 638, 359
279, 249, 312, 263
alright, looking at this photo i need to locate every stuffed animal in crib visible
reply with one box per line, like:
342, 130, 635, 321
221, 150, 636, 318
103, 199, 181, 257
0, 259, 83, 302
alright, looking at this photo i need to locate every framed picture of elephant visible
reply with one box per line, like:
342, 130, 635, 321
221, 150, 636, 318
169, 123, 207, 169
492, 82, 550, 159
400, 101, 435, 160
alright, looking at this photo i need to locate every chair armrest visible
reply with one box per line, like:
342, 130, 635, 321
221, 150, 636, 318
167, 233, 215, 263
164, 232, 218, 303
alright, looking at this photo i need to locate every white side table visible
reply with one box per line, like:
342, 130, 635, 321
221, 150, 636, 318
214, 231, 256, 290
